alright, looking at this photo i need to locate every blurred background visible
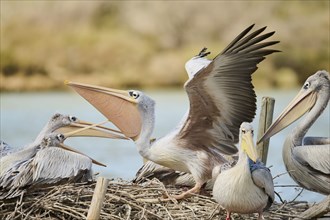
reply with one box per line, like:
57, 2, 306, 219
1, 1, 329, 91
1, 1, 329, 203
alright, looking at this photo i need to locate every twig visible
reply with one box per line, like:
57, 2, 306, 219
274, 191, 285, 204
125, 204, 131, 220
208, 204, 220, 219
157, 204, 174, 220
0, 179, 314, 220
269, 211, 301, 218
274, 184, 300, 187
108, 193, 163, 219
138, 204, 146, 220
272, 171, 289, 179
289, 188, 304, 203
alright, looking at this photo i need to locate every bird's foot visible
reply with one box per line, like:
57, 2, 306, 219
170, 191, 193, 200
197, 47, 211, 58
168, 183, 202, 200
257, 213, 265, 220
226, 211, 231, 220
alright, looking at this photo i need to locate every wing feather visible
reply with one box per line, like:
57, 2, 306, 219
251, 168, 274, 210
220, 24, 256, 54
133, 160, 195, 186
0, 147, 93, 199
293, 144, 330, 174
32, 147, 93, 184
178, 25, 279, 155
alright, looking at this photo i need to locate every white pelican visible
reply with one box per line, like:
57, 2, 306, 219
0, 113, 126, 176
258, 70, 330, 195
0, 113, 127, 199
213, 122, 274, 220
0, 132, 107, 199
66, 24, 279, 199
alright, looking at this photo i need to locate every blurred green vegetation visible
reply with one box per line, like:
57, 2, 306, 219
1, 1, 329, 91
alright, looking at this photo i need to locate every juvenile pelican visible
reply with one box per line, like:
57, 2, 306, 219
213, 122, 274, 220
67, 24, 279, 199
0, 113, 127, 199
0, 113, 126, 176
0, 131, 110, 199
258, 70, 330, 195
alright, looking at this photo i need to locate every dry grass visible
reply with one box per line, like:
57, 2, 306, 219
0, 179, 316, 220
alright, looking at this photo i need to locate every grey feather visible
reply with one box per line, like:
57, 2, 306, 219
303, 137, 330, 146
293, 144, 330, 175
0, 134, 93, 199
133, 160, 195, 186
251, 168, 275, 210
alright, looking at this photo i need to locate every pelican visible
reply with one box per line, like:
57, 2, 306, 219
0, 113, 126, 176
0, 131, 110, 199
0, 113, 127, 199
258, 70, 330, 195
67, 24, 279, 199
213, 122, 274, 220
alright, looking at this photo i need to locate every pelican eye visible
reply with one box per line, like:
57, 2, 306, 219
129, 91, 140, 99
56, 134, 65, 141
242, 129, 246, 134
69, 116, 77, 122
303, 82, 310, 90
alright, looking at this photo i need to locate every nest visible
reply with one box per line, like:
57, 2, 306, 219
0, 179, 316, 220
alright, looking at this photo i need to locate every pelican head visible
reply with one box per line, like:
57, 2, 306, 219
258, 70, 330, 143
35, 113, 127, 142
240, 122, 258, 162
65, 81, 155, 141
42, 132, 107, 167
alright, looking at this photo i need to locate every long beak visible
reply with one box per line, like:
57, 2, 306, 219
65, 81, 142, 140
58, 143, 106, 167
257, 89, 317, 144
55, 119, 128, 140
241, 131, 258, 162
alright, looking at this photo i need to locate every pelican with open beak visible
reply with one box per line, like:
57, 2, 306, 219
0, 113, 127, 175
213, 122, 274, 220
67, 24, 279, 199
0, 113, 127, 199
258, 70, 330, 195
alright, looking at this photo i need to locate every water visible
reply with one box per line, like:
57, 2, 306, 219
0, 89, 329, 203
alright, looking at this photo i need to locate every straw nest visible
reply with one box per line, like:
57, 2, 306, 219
0, 178, 319, 220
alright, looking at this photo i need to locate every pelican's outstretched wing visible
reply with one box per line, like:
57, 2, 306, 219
178, 24, 279, 154
293, 144, 330, 175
